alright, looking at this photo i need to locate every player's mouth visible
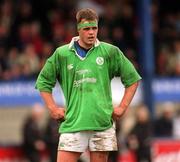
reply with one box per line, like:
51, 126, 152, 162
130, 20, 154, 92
88, 37, 95, 41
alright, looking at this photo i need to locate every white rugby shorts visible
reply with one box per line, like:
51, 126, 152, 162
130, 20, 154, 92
58, 126, 118, 152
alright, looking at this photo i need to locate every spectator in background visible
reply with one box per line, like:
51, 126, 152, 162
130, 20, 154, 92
156, 45, 171, 75
22, 103, 46, 162
30, 21, 44, 55
39, 41, 54, 68
18, 43, 40, 78
10, 0, 34, 48
108, 121, 121, 162
172, 39, 180, 76
127, 105, 152, 162
0, 0, 14, 49
0, 46, 8, 80
111, 26, 127, 51
45, 118, 60, 162
153, 102, 174, 137
173, 109, 180, 139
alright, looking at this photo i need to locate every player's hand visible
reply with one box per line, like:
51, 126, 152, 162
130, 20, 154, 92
49, 106, 65, 120
112, 106, 126, 121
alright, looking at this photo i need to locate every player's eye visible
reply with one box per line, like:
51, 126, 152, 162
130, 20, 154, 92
92, 27, 97, 30
83, 27, 90, 31
82, 27, 97, 31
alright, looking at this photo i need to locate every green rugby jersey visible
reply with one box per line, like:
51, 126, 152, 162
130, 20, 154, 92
35, 37, 141, 133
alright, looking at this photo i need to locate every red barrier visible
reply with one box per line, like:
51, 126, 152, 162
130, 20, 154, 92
0, 147, 25, 162
118, 150, 136, 162
151, 139, 180, 162
0, 147, 24, 158
0, 146, 48, 162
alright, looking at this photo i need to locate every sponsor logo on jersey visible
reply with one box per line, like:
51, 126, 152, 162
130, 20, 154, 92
73, 77, 97, 87
67, 64, 73, 70
76, 69, 90, 75
96, 57, 104, 65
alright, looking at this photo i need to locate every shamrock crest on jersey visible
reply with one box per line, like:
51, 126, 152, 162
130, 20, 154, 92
96, 57, 104, 65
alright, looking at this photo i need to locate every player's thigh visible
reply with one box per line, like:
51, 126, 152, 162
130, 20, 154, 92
57, 150, 81, 162
90, 151, 109, 162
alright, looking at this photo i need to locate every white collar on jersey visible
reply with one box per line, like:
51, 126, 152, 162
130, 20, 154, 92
68, 36, 100, 49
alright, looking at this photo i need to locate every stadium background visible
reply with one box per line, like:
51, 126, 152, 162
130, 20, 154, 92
0, 0, 179, 162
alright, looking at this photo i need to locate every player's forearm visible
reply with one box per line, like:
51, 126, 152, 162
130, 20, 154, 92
40, 91, 57, 111
40, 91, 65, 120
119, 81, 139, 109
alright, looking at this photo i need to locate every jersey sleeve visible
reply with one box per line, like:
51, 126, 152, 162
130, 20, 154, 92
112, 47, 142, 87
35, 49, 60, 93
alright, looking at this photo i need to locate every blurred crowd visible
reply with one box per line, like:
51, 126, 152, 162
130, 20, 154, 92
152, 0, 180, 76
0, 0, 179, 81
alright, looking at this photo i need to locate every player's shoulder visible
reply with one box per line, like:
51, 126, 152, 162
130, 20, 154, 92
99, 42, 122, 56
99, 41, 124, 57
56, 44, 69, 52
53, 44, 71, 57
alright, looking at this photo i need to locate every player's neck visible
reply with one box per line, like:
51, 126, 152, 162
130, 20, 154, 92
78, 40, 93, 50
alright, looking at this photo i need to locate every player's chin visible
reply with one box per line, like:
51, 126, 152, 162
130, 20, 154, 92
87, 40, 95, 45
